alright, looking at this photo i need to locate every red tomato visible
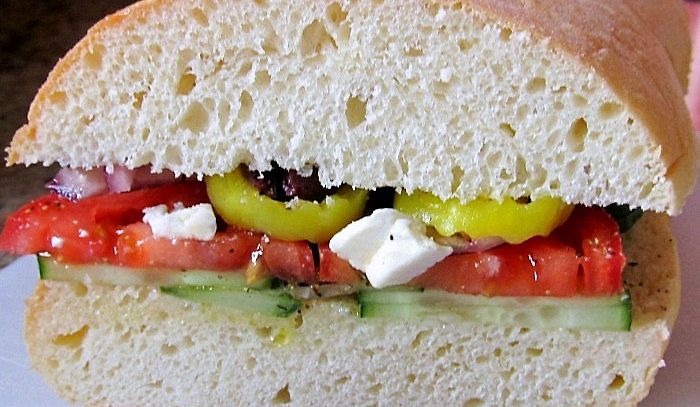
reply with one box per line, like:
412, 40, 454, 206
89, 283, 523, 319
318, 244, 362, 284
411, 237, 580, 296
553, 206, 626, 295
260, 239, 316, 283
0, 182, 208, 263
116, 223, 261, 271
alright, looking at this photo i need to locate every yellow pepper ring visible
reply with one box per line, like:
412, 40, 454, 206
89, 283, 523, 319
206, 167, 369, 243
394, 191, 574, 244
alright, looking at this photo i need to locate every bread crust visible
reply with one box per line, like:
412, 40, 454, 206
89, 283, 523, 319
24, 213, 680, 406
6, 0, 697, 215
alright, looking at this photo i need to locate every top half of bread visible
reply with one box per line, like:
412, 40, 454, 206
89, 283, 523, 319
6, 0, 697, 215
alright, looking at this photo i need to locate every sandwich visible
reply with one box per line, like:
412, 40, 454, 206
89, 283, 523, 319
1, 0, 697, 405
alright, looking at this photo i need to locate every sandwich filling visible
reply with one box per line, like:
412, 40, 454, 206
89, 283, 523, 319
0, 164, 635, 330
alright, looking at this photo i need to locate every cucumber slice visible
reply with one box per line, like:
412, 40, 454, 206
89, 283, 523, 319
358, 288, 632, 331
161, 285, 301, 317
37, 256, 273, 289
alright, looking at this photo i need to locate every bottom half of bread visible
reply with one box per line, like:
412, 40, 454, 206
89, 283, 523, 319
24, 214, 680, 406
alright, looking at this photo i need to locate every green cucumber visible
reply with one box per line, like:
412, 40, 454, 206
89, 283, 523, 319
160, 286, 301, 317
358, 288, 632, 331
37, 256, 273, 289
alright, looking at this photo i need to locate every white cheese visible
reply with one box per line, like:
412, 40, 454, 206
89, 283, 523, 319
329, 208, 452, 288
142, 203, 217, 241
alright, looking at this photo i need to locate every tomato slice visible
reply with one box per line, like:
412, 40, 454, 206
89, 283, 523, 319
553, 206, 626, 295
411, 237, 580, 296
0, 182, 208, 263
318, 244, 362, 284
411, 206, 624, 296
260, 239, 316, 283
117, 223, 261, 271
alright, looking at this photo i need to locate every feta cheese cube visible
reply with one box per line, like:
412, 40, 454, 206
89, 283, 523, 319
142, 203, 217, 241
329, 209, 452, 288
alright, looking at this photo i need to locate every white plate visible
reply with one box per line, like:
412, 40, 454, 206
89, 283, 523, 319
0, 185, 698, 406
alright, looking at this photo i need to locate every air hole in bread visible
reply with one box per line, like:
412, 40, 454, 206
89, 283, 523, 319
238, 91, 254, 123
501, 367, 516, 380
161, 343, 178, 356
191, 7, 209, 27
451, 166, 464, 193
573, 94, 588, 108
254, 70, 271, 88
148, 380, 163, 389
405, 46, 424, 57
434, 80, 451, 98
411, 330, 430, 349
426, 3, 440, 17
272, 385, 291, 404
599, 102, 623, 119
499, 123, 516, 138
397, 156, 408, 176
384, 160, 400, 181
69, 282, 88, 297
176, 72, 197, 95
491, 63, 504, 78
463, 398, 485, 407
52, 325, 89, 348
458, 38, 474, 52
567, 118, 588, 152
176, 49, 196, 71
436, 343, 452, 357
246, 356, 257, 368
83, 44, 105, 70
607, 374, 626, 390
256, 326, 273, 340
164, 145, 183, 166
218, 101, 231, 131
253, 0, 267, 7
527, 347, 544, 356
300, 20, 337, 56
475, 355, 488, 364
406, 373, 417, 383
182, 335, 194, 348
335, 375, 350, 385
327, 2, 348, 25
260, 21, 280, 54
526, 77, 546, 93
148, 44, 163, 57
180, 102, 209, 133
345, 96, 366, 129
132, 91, 146, 109
499, 27, 513, 41
368, 383, 382, 395
514, 156, 527, 184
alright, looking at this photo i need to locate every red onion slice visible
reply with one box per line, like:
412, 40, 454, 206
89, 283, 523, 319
105, 165, 134, 194
46, 168, 108, 200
